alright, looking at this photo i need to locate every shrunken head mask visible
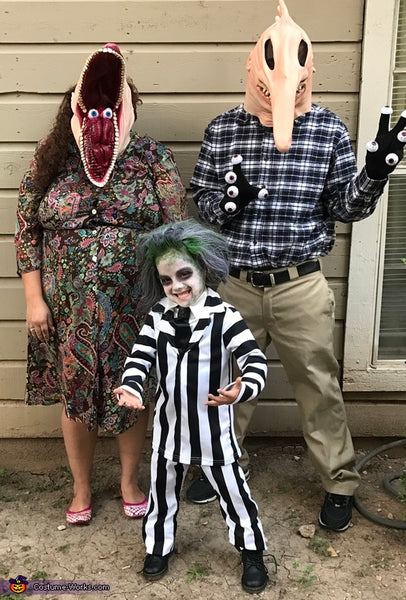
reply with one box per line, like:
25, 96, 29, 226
71, 42, 135, 187
244, 0, 314, 152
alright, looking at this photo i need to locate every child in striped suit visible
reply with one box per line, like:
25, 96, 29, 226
114, 219, 269, 594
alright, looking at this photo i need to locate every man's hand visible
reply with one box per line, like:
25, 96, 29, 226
365, 106, 406, 180
220, 155, 268, 215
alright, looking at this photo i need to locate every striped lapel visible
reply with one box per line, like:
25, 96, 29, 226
152, 290, 227, 351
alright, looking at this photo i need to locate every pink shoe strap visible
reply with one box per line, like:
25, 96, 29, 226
66, 505, 92, 524
122, 498, 148, 518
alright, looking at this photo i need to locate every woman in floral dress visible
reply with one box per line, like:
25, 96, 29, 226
15, 43, 187, 524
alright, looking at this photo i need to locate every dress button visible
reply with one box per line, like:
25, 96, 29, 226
91, 208, 97, 215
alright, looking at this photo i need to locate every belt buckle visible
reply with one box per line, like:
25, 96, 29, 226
250, 271, 275, 287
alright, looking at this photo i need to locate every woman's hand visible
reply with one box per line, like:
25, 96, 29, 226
22, 270, 55, 343
205, 376, 243, 406
114, 387, 145, 411
26, 297, 55, 342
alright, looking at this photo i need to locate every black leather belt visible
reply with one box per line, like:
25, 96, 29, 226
229, 260, 320, 287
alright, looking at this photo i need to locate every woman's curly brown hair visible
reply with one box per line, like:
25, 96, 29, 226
32, 77, 142, 195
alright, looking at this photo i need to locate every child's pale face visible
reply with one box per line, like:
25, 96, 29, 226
156, 250, 206, 307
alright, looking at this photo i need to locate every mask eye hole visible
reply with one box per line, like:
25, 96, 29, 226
265, 39, 275, 70
298, 40, 308, 66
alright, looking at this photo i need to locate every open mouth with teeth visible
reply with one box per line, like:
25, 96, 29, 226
175, 289, 192, 303
296, 82, 305, 95
258, 82, 272, 101
75, 43, 126, 187
257, 80, 306, 104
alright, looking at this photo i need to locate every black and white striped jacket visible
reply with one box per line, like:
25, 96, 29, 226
120, 288, 267, 466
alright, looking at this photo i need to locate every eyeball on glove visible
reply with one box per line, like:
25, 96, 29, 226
365, 106, 406, 180
220, 154, 269, 216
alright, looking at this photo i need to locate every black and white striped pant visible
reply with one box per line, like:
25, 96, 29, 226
143, 452, 267, 556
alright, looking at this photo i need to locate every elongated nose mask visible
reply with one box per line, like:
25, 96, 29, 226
244, 0, 314, 152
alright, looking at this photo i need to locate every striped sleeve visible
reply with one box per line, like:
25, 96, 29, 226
120, 313, 157, 399
223, 306, 267, 402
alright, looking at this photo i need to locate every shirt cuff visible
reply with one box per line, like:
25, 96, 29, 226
359, 166, 388, 188
223, 380, 247, 403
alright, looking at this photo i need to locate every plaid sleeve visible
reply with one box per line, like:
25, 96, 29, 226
324, 128, 386, 222
190, 125, 232, 226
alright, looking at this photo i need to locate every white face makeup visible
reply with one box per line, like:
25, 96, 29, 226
156, 250, 206, 307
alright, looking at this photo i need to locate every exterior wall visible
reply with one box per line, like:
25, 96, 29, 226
2, 0, 397, 438
344, 0, 406, 392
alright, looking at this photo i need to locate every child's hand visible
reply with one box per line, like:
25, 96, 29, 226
114, 387, 145, 411
205, 377, 243, 406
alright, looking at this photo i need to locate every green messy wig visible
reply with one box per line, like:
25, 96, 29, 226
136, 219, 229, 312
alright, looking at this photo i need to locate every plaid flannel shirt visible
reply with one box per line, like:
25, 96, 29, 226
191, 104, 386, 269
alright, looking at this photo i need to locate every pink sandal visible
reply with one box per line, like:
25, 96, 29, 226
122, 497, 148, 518
66, 505, 92, 525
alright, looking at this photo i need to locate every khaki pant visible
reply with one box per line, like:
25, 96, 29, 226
218, 266, 360, 495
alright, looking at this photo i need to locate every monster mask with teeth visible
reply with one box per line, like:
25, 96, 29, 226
70, 43, 135, 187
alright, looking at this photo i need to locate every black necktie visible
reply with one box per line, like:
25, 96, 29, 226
172, 306, 191, 349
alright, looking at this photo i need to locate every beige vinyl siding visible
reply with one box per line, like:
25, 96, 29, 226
0, 0, 364, 437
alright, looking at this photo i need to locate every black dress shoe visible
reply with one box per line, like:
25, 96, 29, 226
241, 549, 268, 594
143, 553, 170, 581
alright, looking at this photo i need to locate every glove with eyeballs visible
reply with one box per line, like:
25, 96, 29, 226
219, 155, 269, 216
365, 106, 406, 180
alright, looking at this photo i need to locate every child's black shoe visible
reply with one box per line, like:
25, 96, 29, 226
241, 549, 268, 594
143, 553, 170, 581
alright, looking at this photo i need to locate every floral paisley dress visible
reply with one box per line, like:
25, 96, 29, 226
15, 132, 186, 433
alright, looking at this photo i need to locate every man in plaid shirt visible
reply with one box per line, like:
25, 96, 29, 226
187, 0, 406, 532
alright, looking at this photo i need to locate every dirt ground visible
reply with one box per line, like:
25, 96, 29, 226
1, 436, 405, 600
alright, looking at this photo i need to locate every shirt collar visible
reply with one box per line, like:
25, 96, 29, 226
236, 103, 257, 125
